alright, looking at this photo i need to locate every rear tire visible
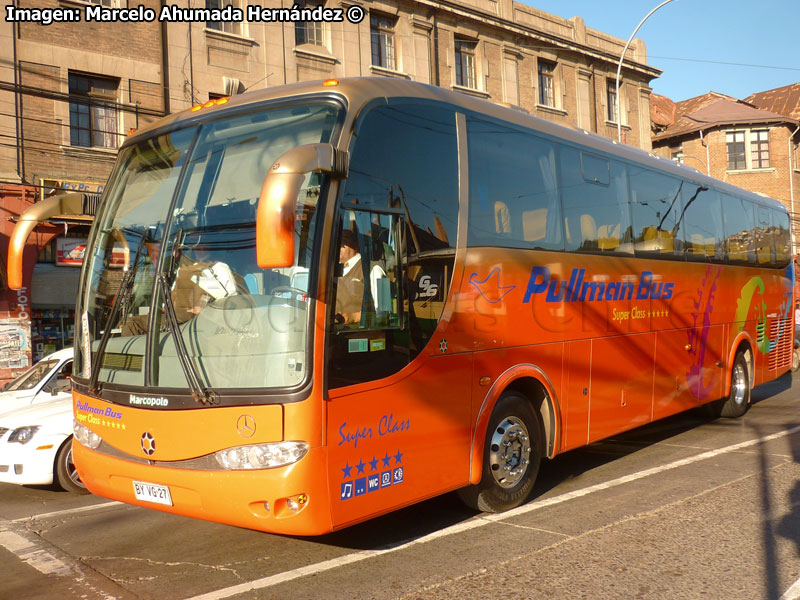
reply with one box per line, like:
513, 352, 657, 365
718, 352, 751, 418
55, 437, 89, 494
458, 392, 543, 513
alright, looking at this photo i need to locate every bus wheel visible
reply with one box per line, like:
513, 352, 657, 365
458, 392, 543, 513
55, 437, 89, 494
719, 352, 751, 418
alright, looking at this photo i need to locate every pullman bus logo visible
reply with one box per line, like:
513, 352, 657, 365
141, 432, 156, 456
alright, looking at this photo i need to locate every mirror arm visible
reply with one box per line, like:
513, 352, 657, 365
7, 193, 85, 290
256, 143, 348, 268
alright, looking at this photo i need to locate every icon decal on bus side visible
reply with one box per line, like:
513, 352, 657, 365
524, 267, 674, 303
340, 450, 404, 501
469, 268, 516, 304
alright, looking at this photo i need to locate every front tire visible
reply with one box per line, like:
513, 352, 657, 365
458, 392, 543, 513
55, 437, 89, 494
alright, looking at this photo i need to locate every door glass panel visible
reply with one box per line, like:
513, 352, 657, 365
329, 103, 459, 388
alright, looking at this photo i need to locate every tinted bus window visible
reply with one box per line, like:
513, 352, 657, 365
680, 185, 724, 262
755, 205, 774, 265
467, 118, 561, 250
722, 195, 756, 264
772, 208, 791, 266
330, 102, 459, 388
560, 146, 632, 254
629, 166, 683, 258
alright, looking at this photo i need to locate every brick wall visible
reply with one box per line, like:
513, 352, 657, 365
18, 0, 161, 64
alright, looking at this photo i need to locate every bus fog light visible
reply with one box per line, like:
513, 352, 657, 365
73, 420, 102, 449
214, 441, 309, 470
275, 493, 309, 517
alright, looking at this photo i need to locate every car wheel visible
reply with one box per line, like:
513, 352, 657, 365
55, 437, 89, 494
458, 391, 543, 513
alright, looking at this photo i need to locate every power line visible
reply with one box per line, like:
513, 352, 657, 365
650, 55, 800, 73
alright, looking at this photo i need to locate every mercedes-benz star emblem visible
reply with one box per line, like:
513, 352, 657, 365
141, 432, 156, 456
237, 415, 256, 438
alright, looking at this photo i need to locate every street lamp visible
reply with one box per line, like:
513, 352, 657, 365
616, 0, 677, 143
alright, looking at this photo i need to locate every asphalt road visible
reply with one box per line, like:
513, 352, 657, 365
2, 372, 800, 600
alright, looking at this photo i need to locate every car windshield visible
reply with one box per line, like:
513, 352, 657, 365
76, 101, 341, 392
4, 359, 59, 392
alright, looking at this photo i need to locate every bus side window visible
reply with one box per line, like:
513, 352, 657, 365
772, 208, 791, 266
722, 195, 756, 264
560, 146, 631, 254
630, 167, 683, 258
755, 205, 775, 265
467, 117, 561, 251
680, 185, 724, 262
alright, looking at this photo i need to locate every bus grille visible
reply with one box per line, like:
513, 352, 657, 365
756, 322, 766, 348
768, 318, 792, 371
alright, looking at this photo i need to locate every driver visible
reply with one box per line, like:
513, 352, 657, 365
121, 246, 245, 336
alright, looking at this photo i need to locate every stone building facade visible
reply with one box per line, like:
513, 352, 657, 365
165, 0, 659, 149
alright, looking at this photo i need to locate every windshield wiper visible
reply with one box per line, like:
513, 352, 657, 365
155, 239, 219, 406
89, 230, 147, 394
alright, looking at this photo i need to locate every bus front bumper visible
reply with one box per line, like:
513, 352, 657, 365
72, 441, 333, 536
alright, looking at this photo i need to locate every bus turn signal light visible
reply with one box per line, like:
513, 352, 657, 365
190, 97, 230, 112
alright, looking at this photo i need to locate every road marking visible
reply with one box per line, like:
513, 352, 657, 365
781, 577, 800, 600
186, 423, 800, 600
0, 500, 122, 581
0, 526, 73, 577
11, 501, 122, 524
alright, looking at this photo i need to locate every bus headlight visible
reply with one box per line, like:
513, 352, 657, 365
73, 420, 102, 449
214, 441, 309, 470
8, 426, 40, 444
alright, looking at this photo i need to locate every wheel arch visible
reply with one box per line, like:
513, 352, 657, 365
469, 364, 561, 484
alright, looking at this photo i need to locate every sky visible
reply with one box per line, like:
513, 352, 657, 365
520, 0, 800, 102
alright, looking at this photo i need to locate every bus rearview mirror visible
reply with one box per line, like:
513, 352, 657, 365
256, 143, 348, 269
7, 193, 84, 290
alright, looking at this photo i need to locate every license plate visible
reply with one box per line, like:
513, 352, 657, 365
132, 480, 173, 506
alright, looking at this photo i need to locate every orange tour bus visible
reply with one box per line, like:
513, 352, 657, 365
7, 77, 793, 535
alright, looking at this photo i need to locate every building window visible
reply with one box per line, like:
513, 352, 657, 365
727, 131, 746, 170
750, 129, 770, 169
370, 14, 396, 70
87, 0, 116, 5
537, 60, 555, 107
607, 80, 618, 122
68, 73, 119, 149
296, 1, 324, 46
206, 0, 244, 36
672, 150, 684, 164
503, 56, 519, 105
455, 38, 477, 89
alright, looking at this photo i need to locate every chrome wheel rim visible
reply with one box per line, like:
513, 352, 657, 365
65, 447, 85, 489
732, 362, 747, 406
489, 416, 531, 489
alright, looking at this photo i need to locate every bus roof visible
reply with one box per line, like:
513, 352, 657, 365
127, 77, 787, 214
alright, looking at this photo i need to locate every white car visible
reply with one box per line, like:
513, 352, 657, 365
0, 349, 86, 493
0, 348, 73, 412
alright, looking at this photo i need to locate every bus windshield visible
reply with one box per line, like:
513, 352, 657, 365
77, 101, 341, 393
